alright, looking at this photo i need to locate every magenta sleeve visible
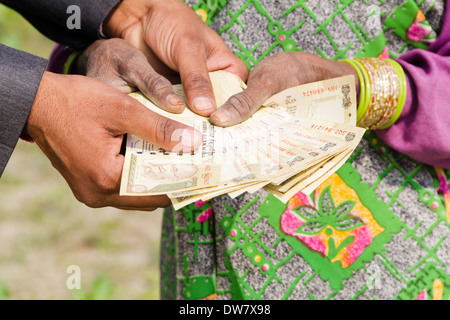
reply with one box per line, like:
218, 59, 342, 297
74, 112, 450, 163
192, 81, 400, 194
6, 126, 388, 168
375, 3, 450, 169
46, 44, 76, 74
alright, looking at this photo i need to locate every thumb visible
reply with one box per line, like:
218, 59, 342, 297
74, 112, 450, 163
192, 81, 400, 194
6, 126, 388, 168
209, 84, 273, 127
112, 96, 203, 152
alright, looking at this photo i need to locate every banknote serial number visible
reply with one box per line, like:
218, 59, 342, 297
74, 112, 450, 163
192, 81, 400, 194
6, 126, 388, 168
310, 124, 347, 136
302, 85, 338, 97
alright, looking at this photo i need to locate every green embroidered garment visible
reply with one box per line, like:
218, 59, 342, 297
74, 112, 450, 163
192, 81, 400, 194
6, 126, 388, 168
160, 0, 450, 300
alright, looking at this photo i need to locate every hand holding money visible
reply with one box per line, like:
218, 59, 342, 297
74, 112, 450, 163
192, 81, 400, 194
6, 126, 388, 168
120, 70, 365, 210
27, 72, 202, 211
103, 0, 248, 117
210, 51, 359, 126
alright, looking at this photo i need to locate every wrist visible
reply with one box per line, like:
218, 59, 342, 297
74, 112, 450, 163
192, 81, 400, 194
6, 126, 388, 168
75, 40, 106, 75
26, 72, 57, 141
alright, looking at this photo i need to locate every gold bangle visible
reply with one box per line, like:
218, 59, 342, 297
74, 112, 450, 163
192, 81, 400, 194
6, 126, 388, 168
350, 58, 404, 130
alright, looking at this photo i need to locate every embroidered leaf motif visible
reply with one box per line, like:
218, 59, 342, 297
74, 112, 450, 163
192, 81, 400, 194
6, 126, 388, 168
294, 206, 320, 220
296, 221, 327, 236
319, 186, 335, 217
334, 216, 365, 232
332, 200, 355, 219
294, 186, 364, 236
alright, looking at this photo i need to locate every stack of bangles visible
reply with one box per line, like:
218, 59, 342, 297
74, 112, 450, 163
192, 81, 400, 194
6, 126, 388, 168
341, 57, 407, 130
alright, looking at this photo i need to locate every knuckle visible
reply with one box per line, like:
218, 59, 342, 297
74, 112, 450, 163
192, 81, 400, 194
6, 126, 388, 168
75, 191, 103, 209
144, 73, 172, 93
105, 38, 124, 47
181, 36, 205, 52
94, 176, 116, 194
99, 39, 123, 59
226, 93, 254, 119
118, 98, 135, 123
184, 70, 210, 91
73, 166, 119, 208
151, 196, 171, 208
255, 72, 275, 90
161, 198, 172, 207
153, 117, 177, 146
127, 51, 146, 67
84, 198, 103, 209
89, 167, 118, 194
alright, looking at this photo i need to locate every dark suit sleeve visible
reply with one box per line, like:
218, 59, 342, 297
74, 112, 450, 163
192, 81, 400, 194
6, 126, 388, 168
1, 0, 121, 49
0, 45, 47, 177
0, 0, 121, 177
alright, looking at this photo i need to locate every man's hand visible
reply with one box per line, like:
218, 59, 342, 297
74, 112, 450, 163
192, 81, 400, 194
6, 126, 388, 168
26, 72, 202, 210
103, 0, 248, 117
209, 52, 359, 127
77, 38, 185, 113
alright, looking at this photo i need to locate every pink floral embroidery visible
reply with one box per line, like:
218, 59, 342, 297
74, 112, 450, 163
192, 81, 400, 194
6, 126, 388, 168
415, 289, 427, 300
195, 200, 207, 208
280, 175, 385, 268
435, 167, 450, 222
280, 210, 303, 235
377, 47, 390, 59
407, 22, 432, 42
197, 207, 213, 223
407, 10, 435, 43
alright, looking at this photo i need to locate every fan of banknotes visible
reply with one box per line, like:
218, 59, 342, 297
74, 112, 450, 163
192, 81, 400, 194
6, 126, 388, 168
120, 71, 366, 210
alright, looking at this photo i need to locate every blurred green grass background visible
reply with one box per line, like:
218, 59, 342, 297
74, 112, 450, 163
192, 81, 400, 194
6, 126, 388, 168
0, 4, 163, 300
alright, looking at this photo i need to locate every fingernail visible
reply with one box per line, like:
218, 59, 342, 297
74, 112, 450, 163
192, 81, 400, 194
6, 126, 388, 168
168, 94, 184, 107
193, 97, 215, 112
180, 129, 203, 149
211, 109, 231, 125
